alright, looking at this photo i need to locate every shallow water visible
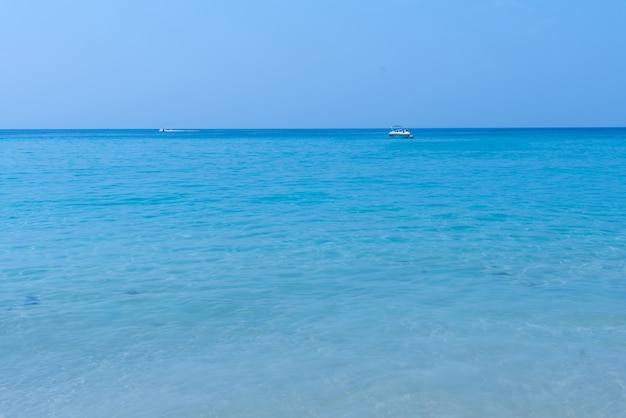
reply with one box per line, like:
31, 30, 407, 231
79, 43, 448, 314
1, 128, 626, 417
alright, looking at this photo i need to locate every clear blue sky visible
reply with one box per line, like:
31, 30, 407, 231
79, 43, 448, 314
1, 0, 625, 128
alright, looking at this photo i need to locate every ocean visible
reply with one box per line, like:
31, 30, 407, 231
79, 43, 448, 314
1, 128, 625, 417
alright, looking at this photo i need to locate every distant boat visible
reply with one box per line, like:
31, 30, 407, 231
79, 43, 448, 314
389, 126, 413, 138
159, 129, 199, 133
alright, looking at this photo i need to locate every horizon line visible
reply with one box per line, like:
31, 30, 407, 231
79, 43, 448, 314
1, 126, 626, 131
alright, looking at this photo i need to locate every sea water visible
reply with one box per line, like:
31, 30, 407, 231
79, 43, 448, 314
1, 128, 625, 417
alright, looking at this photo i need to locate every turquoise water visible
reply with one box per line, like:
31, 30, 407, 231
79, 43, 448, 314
1, 128, 626, 417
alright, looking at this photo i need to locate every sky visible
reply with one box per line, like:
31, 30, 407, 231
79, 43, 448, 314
1, 0, 625, 129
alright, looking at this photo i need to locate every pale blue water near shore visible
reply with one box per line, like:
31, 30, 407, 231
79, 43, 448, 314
1, 128, 626, 417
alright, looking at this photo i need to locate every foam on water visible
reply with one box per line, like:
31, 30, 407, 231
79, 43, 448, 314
1, 128, 626, 416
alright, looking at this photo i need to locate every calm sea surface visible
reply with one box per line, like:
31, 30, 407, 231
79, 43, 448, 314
1, 128, 626, 417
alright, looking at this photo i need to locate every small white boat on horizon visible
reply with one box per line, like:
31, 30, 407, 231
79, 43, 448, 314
159, 128, 199, 133
389, 126, 413, 138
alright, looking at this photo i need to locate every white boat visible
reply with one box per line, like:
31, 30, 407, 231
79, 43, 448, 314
389, 126, 413, 138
